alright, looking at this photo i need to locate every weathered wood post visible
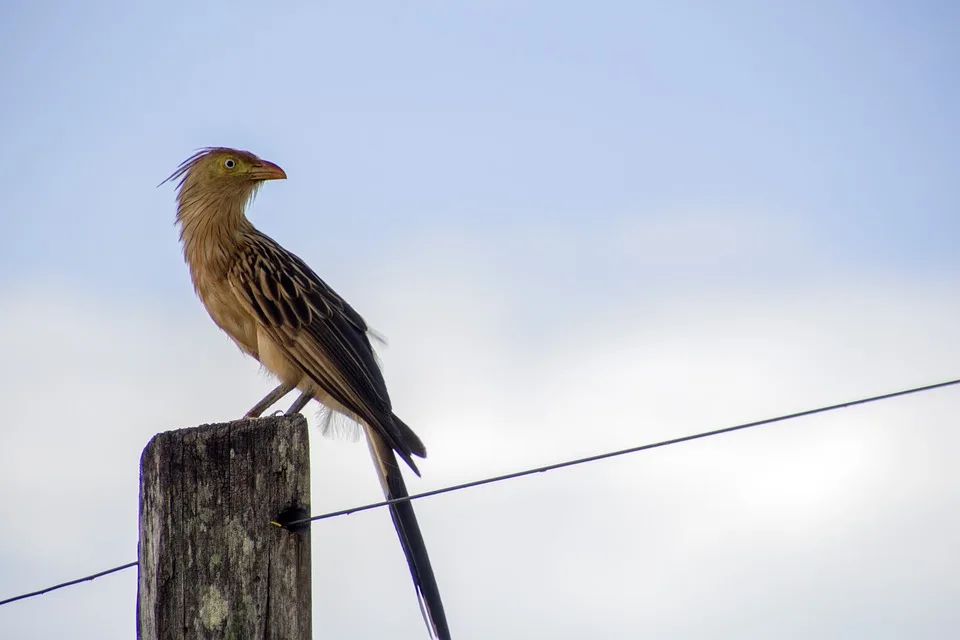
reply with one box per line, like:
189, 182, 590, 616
136, 415, 312, 640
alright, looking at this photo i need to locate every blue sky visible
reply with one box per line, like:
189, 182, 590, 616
3, 0, 958, 295
2, 2, 959, 639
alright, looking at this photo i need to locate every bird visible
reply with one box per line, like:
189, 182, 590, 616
164, 146, 451, 640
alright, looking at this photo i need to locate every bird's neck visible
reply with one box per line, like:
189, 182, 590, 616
175, 183, 256, 280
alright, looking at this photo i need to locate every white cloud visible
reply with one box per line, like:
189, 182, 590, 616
1, 249, 958, 639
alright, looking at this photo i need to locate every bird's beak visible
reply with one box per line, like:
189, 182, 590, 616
251, 160, 287, 181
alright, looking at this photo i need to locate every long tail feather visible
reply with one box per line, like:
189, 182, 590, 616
364, 427, 451, 640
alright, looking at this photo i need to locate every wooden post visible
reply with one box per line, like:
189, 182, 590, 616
136, 415, 312, 640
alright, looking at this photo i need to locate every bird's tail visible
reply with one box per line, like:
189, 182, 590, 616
364, 426, 451, 640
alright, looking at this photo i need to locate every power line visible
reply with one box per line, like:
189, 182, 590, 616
278, 376, 960, 528
0, 562, 137, 607
2, 377, 958, 608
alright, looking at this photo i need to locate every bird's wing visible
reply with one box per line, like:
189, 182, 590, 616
226, 233, 424, 470
228, 233, 451, 640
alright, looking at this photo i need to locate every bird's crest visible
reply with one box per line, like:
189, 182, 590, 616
158, 147, 260, 189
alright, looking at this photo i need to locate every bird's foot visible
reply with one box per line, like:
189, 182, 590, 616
242, 382, 295, 419
285, 391, 312, 415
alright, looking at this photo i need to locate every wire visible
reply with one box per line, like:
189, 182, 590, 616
0, 562, 137, 607
2, 376, 958, 607
280, 376, 960, 528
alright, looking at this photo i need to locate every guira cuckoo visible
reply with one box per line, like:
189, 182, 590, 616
166, 147, 450, 639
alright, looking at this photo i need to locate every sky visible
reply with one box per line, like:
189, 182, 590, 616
1, 0, 959, 638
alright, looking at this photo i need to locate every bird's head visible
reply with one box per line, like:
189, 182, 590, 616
164, 147, 286, 199
165, 147, 287, 231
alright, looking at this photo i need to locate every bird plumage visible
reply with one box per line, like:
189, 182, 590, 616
166, 147, 451, 639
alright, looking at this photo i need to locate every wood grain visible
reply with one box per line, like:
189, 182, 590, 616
137, 415, 311, 640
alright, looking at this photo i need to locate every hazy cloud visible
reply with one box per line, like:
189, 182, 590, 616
1, 256, 957, 638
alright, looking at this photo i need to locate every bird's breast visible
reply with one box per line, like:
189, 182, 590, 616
190, 265, 260, 359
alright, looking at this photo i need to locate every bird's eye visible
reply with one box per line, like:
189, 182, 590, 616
224, 158, 237, 169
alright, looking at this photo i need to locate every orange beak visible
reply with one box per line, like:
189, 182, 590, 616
251, 159, 287, 181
